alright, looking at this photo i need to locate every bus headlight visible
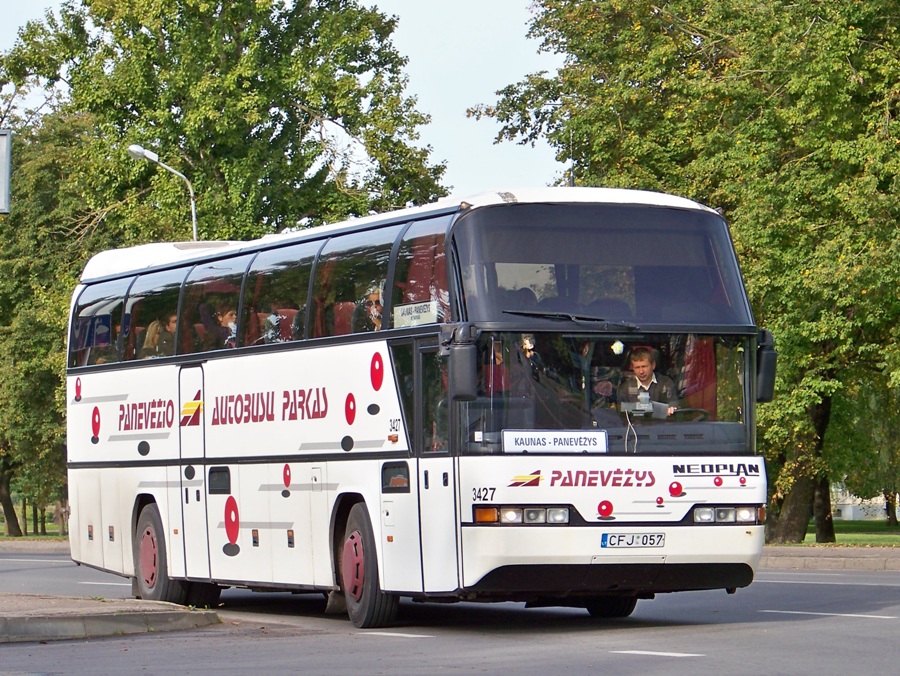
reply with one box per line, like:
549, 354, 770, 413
736, 507, 757, 523
523, 508, 547, 524
693, 506, 762, 524
715, 508, 736, 523
547, 508, 570, 524
500, 508, 523, 524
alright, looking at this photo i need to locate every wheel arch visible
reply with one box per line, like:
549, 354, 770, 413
132, 493, 157, 539
330, 492, 364, 588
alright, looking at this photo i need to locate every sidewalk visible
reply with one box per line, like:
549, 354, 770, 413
0, 539, 219, 643
2, 539, 900, 643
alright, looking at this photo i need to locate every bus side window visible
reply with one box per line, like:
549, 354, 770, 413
311, 225, 403, 337
124, 268, 185, 360
69, 279, 131, 367
242, 243, 316, 347
392, 218, 451, 328
181, 256, 252, 353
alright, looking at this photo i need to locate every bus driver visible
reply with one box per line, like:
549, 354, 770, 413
617, 346, 679, 417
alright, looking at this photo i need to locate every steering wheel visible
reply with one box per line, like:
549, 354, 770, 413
670, 407, 709, 422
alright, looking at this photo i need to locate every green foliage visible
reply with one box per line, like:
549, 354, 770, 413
478, 1, 900, 539
4, 0, 446, 240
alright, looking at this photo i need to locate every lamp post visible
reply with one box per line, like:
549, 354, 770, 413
127, 144, 198, 241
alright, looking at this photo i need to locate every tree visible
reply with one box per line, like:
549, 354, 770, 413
5, 0, 446, 241
0, 107, 90, 535
473, 1, 900, 542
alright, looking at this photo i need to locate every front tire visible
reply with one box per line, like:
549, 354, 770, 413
585, 596, 638, 618
340, 503, 399, 628
134, 503, 188, 604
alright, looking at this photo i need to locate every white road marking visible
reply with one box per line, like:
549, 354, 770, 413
78, 581, 132, 587
0, 558, 70, 564
756, 579, 900, 588
760, 610, 897, 620
361, 631, 435, 639
610, 650, 704, 658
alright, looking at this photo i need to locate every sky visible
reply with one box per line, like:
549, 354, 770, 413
0, 0, 564, 197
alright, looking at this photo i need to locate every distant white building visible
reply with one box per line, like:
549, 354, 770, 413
831, 487, 898, 521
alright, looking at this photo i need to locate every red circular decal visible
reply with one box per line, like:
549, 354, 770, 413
597, 500, 614, 518
371, 353, 384, 391
91, 407, 101, 437
283, 464, 291, 488
75, 377, 82, 400
345, 393, 356, 425
714, 476, 723, 487
224, 496, 240, 544
656, 496, 664, 505
669, 481, 683, 497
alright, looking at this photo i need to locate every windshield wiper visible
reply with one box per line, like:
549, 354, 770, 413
502, 309, 640, 331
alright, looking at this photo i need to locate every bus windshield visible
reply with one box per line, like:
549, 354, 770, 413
461, 332, 749, 456
452, 203, 752, 327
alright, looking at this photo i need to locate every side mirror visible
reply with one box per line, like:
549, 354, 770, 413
446, 323, 478, 402
756, 329, 777, 403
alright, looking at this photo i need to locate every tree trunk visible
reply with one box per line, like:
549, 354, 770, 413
32, 503, 39, 535
0, 468, 23, 537
766, 472, 816, 543
21, 496, 27, 536
810, 396, 835, 543
885, 492, 898, 526
813, 475, 836, 543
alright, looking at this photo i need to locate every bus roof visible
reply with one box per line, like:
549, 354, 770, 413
79, 187, 716, 282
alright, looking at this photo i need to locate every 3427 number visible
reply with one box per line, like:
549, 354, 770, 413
472, 487, 496, 502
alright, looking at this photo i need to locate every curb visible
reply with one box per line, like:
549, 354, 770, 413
760, 546, 900, 572
0, 594, 220, 644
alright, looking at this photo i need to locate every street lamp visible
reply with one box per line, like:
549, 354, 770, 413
127, 144, 198, 241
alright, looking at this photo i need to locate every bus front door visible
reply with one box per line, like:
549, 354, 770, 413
417, 344, 459, 592
177, 365, 210, 579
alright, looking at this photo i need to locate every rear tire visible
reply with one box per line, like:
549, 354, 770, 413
133, 503, 188, 604
186, 582, 222, 608
585, 596, 638, 618
340, 503, 399, 628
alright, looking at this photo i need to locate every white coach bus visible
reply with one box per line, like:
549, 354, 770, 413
66, 187, 776, 627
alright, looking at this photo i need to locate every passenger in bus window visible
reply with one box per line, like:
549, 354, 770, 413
141, 313, 177, 358
617, 346, 679, 416
140, 320, 163, 358
157, 314, 177, 356
352, 281, 383, 332
204, 304, 237, 350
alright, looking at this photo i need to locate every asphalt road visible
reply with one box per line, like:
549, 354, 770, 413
2, 548, 900, 674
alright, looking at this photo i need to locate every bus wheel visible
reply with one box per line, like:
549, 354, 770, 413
186, 582, 222, 609
340, 503, 399, 628
134, 504, 188, 604
585, 596, 638, 618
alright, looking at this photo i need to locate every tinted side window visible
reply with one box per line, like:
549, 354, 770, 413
69, 278, 132, 367
241, 242, 318, 346
124, 269, 186, 360
311, 225, 403, 338
392, 218, 451, 327
180, 256, 252, 354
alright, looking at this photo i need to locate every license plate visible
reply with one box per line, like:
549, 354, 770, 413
601, 533, 665, 548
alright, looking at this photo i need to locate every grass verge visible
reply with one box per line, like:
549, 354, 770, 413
801, 520, 900, 547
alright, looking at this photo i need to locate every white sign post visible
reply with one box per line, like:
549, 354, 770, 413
0, 130, 11, 214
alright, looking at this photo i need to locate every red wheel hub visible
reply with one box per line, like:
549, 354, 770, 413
341, 530, 365, 601
139, 527, 159, 588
